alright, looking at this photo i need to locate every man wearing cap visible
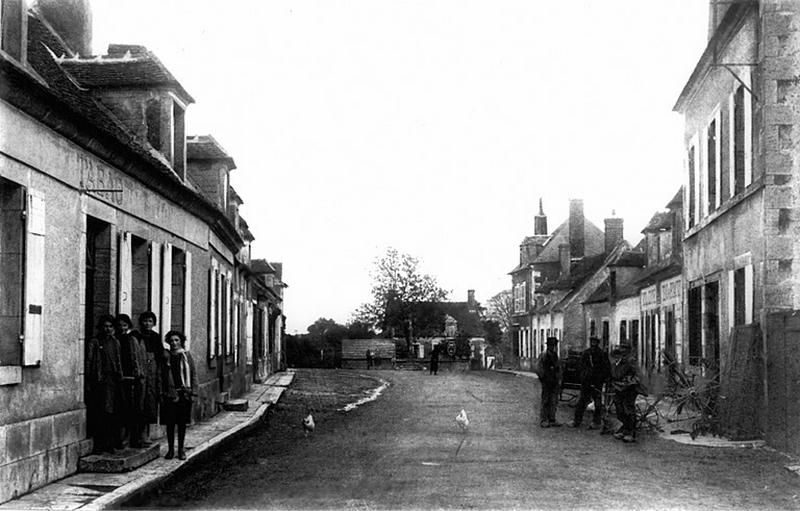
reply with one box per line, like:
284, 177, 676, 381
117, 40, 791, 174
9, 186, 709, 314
610, 342, 643, 443
570, 337, 611, 430
536, 337, 562, 428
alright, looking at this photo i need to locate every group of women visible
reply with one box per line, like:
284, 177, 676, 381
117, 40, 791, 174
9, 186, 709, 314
85, 312, 197, 460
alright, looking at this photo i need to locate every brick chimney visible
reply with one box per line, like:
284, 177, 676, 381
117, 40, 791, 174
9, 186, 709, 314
534, 198, 548, 235
467, 289, 475, 306
604, 211, 624, 254
569, 199, 585, 259
707, 0, 732, 41
34, 0, 93, 57
559, 243, 571, 278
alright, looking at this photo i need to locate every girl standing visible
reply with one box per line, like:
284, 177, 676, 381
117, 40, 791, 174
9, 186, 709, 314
162, 330, 197, 460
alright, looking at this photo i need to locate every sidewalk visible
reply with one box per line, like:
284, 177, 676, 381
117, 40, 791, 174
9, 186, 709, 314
0, 371, 295, 511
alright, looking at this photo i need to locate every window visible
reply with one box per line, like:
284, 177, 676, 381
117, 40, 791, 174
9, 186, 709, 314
602, 321, 609, 350
688, 286, 702, 366
146, 100, 161, 151
730, 265, 753, 327
688, 145, 696, 228
707, 117, 719, 213
513, 282, 526, 313
589, 320, 596, 338
630, 319, 640, 359
730, 80, 752, 195
172, 102, 186, 178
619, 320, 627, 342
0, 180, 25, 370
1, 0, 25, 62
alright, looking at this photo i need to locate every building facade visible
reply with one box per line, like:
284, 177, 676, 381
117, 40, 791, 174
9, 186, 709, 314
0, 2, 285, 501
675, 0, 800, 452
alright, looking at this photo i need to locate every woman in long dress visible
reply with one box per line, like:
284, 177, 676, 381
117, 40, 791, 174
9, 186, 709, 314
161, 330, 197, 460
136, 312, 173, 445
86, 315, 124, 453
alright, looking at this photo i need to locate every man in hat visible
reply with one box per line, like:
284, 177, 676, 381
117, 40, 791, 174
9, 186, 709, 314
609, 342, 643, 443
569, 337, 611, 429
536, 337, 562, 428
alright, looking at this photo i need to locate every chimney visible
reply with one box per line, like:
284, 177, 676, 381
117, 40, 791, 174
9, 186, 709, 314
34, 0, 93, 56
707, 0, 731, 42
534, 198, 548, 235
569, 199, 585, 259
467, 289, 475, 306
604, 211, 624, 253
559, 243, 571, 278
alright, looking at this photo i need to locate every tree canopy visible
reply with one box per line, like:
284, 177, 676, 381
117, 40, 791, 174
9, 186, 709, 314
354, 248, 448, 346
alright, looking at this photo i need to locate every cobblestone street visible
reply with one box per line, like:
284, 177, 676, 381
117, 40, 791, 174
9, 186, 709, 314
133, 369, 800, 510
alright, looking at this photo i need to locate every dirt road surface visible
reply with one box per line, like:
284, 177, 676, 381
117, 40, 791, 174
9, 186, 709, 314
133, 369, 800, 510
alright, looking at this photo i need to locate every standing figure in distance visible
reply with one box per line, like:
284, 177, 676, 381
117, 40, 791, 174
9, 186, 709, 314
86, 315, 124, 453
162, 331, 197, 460
366, 348, 373, 370
537, 337, 562, 428
430, 344, 440, 375
570, 337, 611, 430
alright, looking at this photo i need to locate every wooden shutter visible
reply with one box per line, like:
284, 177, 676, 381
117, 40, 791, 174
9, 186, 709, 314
208, 262, 216, 360
184, 251, 192, 348
728, 270, 735, 333
225, 271, 232, 356
118, 232, 132, 315
23, 190, 45, 366
161, 242, 173, 335
745, 264, 754, 324
149, 241, 161, 333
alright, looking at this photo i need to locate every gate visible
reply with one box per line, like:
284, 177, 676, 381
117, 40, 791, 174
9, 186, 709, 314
766, 311, 800, 454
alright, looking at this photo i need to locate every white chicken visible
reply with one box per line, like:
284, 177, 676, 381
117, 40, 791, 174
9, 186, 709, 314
302, 413, 315, 436
455, 409, 469, 432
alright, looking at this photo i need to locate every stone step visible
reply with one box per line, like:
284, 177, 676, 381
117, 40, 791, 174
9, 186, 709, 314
221, 399, 249, 412
78, 444, 160, 473
216, 391, 230, 404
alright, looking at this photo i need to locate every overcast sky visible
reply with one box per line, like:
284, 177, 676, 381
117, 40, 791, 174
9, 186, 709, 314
91, 1, 709, 334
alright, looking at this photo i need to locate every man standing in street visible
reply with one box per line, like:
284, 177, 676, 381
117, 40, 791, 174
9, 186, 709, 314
537, 337, 562, 428
610, 342, 644, 443
570, 337, 611, 430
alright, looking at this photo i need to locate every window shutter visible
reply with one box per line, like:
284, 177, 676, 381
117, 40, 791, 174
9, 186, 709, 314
226, 272, 232, 356
208, 262, 216, 360
23, 190, 45, 366
184, 251, 192, 348
728, 92, 736, 195
161, 242, 172, 335
728, 270, 735, 333
149, 241, 161, 334
118, 232, 132, 316
743, 68, 753, 187
744, 264, 754, 324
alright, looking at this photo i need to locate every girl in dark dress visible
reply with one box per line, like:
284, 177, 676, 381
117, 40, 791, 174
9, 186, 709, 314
116, 314, 147, 447
86, 315, 124, 453
162, 330, 197, 460
135, 311, 172, 445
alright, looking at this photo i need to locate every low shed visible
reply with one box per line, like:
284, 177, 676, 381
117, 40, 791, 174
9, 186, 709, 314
341, 339, 396, 369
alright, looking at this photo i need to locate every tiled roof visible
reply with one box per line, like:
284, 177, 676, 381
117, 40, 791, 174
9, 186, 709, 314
532, 218, 605, 264
251, 259, 277, 274
57, 44, 194, 104
666, 187, 683, 209
538, 253, 607, 294
187, 135, 236, 166
633, 259, 682, 287
642, 211, 674, 233
583, 275, 642, 305
608, 250, 646, 267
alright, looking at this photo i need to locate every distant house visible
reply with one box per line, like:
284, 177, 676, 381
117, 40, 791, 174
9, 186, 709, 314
509, 199, 605, 370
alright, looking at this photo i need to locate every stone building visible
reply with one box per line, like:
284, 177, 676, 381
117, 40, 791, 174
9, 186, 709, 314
674, 0, 800, 451
0, 2, 285, 501
508, 199, 604, 370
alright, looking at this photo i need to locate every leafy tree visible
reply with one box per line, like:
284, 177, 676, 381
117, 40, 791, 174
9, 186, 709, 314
485, 289, 513, 333
354, 248, 449, 351
345, 320, 376, 339
482, 319, 503, 347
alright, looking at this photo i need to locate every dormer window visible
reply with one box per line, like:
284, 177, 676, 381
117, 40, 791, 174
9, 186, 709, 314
172, 101, 185, 178
1, 0, 26, 63
145, 99, 161, 151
